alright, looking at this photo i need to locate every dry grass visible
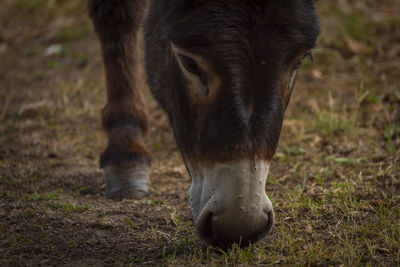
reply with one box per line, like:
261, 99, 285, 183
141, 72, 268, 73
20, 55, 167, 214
0, 0, 399, 266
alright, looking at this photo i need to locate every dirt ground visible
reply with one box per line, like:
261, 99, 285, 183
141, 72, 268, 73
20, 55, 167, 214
1, 0, 399, 266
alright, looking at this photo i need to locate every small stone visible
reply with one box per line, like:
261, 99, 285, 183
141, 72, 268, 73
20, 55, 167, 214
0, 43, 8, 54
312, 69, 323, 79
44, 44, 62, 56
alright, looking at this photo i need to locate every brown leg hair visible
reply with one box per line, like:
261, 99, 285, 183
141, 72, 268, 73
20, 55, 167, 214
89, 0, 150, 199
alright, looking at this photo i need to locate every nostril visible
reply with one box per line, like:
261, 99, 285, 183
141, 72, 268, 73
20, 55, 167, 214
265, 210, 275, 235
197, 211, 215, 244
197, 209, 274, 247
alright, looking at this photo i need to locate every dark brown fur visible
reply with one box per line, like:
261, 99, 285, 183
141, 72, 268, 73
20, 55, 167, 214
89, 0, 319, 169
144, 0, 319, 166
89, 0, 151, 168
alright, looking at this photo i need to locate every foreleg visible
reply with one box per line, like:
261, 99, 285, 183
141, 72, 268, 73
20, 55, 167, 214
89, 0, 150, 199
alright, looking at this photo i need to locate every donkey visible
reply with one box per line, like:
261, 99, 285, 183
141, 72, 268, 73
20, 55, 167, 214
89, 0, 320, 247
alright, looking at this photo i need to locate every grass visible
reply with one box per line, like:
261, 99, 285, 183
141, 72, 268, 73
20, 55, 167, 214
346, 12, 372, 41
1, 0, 399, 266
385, 123, 400, 153
327, 157, 359, 164
151, 191, 398, 266
313, 92, 351, 136
47, 201, 90, 212
23, 192, 58, 201
285, 146, 308, 156
54, 25, 90, 42
315, 111, 349, 135
16, 0, 47, 14
22, 190, 90, 212
147, 199, 166, 207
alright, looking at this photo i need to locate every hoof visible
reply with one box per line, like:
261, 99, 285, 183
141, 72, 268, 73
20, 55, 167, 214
104, 163, 150, 199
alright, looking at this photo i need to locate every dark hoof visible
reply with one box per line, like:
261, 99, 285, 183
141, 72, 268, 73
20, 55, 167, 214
104, 163, 150, 199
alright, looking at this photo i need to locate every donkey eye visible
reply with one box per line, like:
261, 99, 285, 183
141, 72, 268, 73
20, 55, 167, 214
177, 53, 208, 86
303, 52, 313, 62
177, 54, 201, 75
288, 62, 301, 90
287, 51, 313, 91
288, 69, 297, 91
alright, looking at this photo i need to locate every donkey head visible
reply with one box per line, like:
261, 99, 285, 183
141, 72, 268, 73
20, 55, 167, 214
144, 0, 320, 247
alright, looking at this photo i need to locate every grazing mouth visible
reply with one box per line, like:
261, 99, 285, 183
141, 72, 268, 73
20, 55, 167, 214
187, 160, 274, 246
